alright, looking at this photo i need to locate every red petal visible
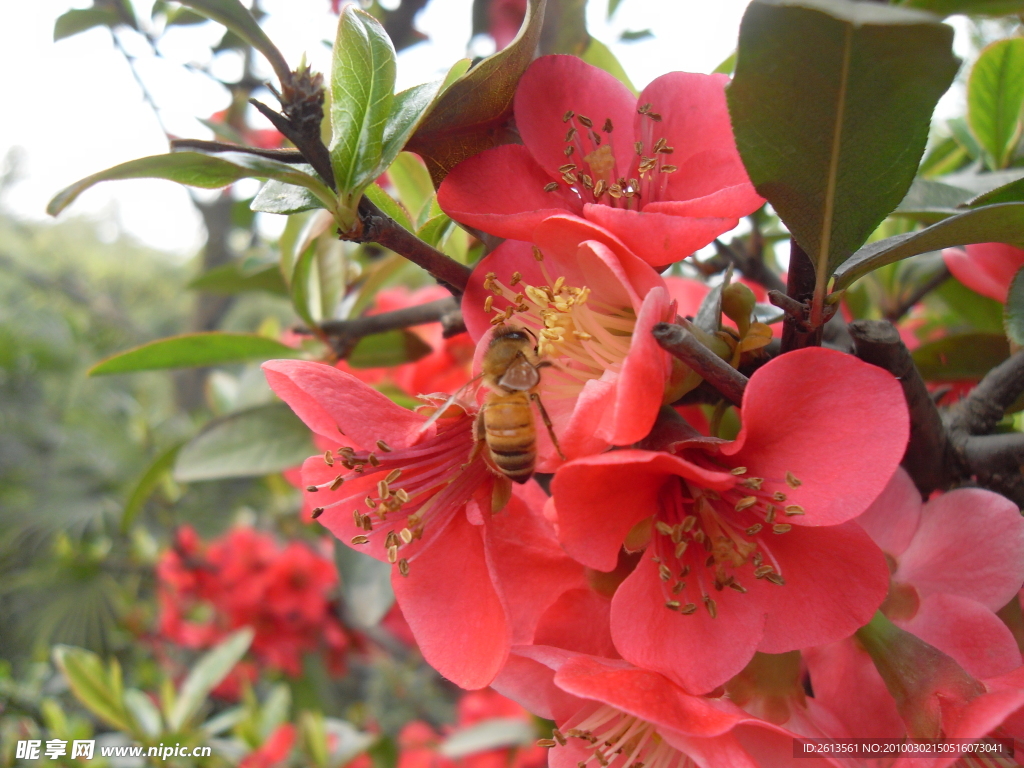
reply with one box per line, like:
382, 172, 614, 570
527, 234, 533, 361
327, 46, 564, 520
943, 244, 1024, 304
262, 360, 426, 447
645, 184, 765, 219
533, 588, 618, 658
583, 204, 736, 267
664, 276, 710, 319
757, 521, 889, 653
855, 467, 922, 558
393, 514, 508, 689
492, 648, 584, 722
611, 554, 767, 694
461, 241, 544, 341
438, 144, 577, 240
515, 55, 637, 179
723, 347, 909, 526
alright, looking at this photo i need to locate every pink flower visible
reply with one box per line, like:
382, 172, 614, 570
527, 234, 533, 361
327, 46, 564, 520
262, 360, 586, 688
461, 217, 680, 467
488, 0, 527, 50
943, 243, 1024, 303
240, 723, 296, 768
855, 467, 1024, 679
548, 347, 909, 693
438, 55, 764, 267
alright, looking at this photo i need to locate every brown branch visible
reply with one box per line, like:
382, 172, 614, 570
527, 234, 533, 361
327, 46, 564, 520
948, 350, 1024, 436
250, 97, 336, 189
317, 298, 458, 338
714, 238, 786, 294
780, 239, 822, 352
884, 265, 951, 324
171, 139, 306, 163
961, 433, 1024, 507
849, 319, 953, 496
652, 323, 748, 407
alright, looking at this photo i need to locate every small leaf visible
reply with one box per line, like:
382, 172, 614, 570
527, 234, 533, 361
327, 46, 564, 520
54, 7, 123, 40
694, 284, 724, 333
1005, 266, 1024, 345
188, 262, 289, 296
388, 153, 434, 225
965, 176, 1024, 207
898, 0, 1024, 15
124, 689, 163, 738
168, 628, 254, 731
252, 179, 326, 215
727, 0, 960, 280
348, 330, 433, 368
174, 403, 317, 482
335, 541, 395, 628
832, 202, 1024, 290
406, 0, 546, 186
440, 719, 535, 758
619, 29, 653, 42
121, 443, 182, 533
968, 38, 1024, 170
713, 50, 737, 75
365, 184, 413, 232
89, 332, 301, 375
377, 80, 446, 179
541, 0, 590, 56
417, 213, 455, 248
941, 166, 1024, 196
173, 0, 290, 82
580, 38, 636, 93
911, 333, 1009, 380
892, 178, 974, 223
330, 7, 397, 203
53, 647, 133, 733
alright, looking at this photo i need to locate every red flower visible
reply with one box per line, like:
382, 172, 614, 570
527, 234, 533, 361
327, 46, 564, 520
488, 0, 527, 50
549, 348, 908, 693
438, 55, 764, 267
240, 723, 296, 768
943, 243, 1024, 303
262, 360, 586, 688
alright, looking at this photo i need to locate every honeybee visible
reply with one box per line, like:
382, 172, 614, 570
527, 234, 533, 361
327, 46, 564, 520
475, 325, 564, 484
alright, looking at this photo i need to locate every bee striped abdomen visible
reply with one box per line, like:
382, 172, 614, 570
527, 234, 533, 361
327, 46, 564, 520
483, 392, 536, 483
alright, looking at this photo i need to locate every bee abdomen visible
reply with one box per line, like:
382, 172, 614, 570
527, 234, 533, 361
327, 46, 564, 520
483, 395, 536, 484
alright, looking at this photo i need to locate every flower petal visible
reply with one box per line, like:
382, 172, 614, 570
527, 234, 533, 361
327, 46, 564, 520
942, 244, 1024, 304
393, 514, 508, 689
461, 240, 544, 341
492, 647, 584, 722
855, 467, 923, 558
723, 347, 909, 526
262, 360, 427, 448
533, 588, 618, 658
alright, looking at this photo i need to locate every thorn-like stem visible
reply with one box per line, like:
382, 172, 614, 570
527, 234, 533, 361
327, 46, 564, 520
780, 239, 822, 352
250, 98, 336, 189
652, 323, 748, 407
171, 139, 306, 163
948, 349, 1024, 436
313, 298, 461, 339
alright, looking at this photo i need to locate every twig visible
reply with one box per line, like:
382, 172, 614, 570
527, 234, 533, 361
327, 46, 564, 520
317, 298, 458, 338
171, 139, 305, 163
250, 98, 335, 189
849, 320, 952, 496
884, 265, 951, 324
652, 323, 748, 407
714, 238, 786, 294
110, 29, 174, 142
961, 433, 1024, 505
947, 349, 1024, 436
780, 239, 822, 352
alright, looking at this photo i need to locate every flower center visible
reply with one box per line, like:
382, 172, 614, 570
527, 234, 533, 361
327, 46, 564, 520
542, 105, 677, 211
539, 703, 699, 768
305, 407, 488, 576
648, 461, 805, 618
481, 252, 637, 408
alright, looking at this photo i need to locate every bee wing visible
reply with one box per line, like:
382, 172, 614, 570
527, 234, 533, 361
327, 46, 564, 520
416, 373, 485, 434
497, 355, 540, 391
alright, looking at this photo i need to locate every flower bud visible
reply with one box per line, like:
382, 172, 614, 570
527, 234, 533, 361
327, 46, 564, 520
721, 282, 757, 337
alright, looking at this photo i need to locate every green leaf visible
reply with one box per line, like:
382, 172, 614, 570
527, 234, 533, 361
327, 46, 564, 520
899, 0, 1024, 15
968, 38, 1024, 170
124, 689, 163, 738
174, 403, 316, 482
188, 262, 289, 296
911, 332, 1009, 380
417, 213, 455, 248
168, 628, 254, 731
440, 719, 535, 758
965, 175, 1024, 208
541, 0, 590, 56
365, 184, 413, 232
348, 330, 433, 368
941, 167, 1024, 196
377, 80, 446, 180
89, 332, 301, 375
608, 0, 625, 17
406, 0, 546, 186
919, 135, 971, 177
252, 178, 326, 215
334, 541, 394, 628
48, 152, 335, 217
712, 50, 737, 75
388, 153, 434, 225
121, 443, 182, 533
580, 38, 636, 93
833, 202, 1024, 290
53, 647, 133, 733
53, 7, 123, 40
727, 0, 959, 282
329, 6, 397, 206
173, 0, 290, 82
1005, 266, 1024, 345
892, 178, 974, 223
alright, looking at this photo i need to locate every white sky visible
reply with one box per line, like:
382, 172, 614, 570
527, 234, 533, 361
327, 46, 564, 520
0, 1, 968, 256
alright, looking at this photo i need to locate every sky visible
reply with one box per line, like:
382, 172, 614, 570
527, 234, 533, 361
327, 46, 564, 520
0, 0, 968, 257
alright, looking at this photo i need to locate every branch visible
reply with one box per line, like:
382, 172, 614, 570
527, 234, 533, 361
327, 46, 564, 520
780, 239, 823, 352
713, 238, 786, 294
948, 349, 1024, 436
250, 96, 335, 189
170, 139, 306, 163
961, 433, 1024, 506
652, 323, 748, 407
317, 297, 459, 338
849, 319, 952, 496
884, 265, 951, 324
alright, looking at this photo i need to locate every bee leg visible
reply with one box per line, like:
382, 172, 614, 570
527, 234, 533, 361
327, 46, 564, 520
467, 409, 486, 466
530, 392, 566, 461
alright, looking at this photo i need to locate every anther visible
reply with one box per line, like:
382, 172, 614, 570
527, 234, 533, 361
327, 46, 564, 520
581, 174, 594, 189
577, 114, 593, 128
484, 296, 494, 312
365, 496, 377, 508
741, 477, 764, 490
784, 505, 805, 516
398, 558, 410, 577
665, 600, 681, 611
387, 546, 398, 564
399, 528, 413, 544
734, 496, 757, 511
703, 596, 717, 618
351, 535, 369, 545
533, 247, 544, 261
728, 581, 748, 593
324, 450, 334, 466
537, 740, 558, 748
544, 182, 559, 193
395, 489, 409, 503
745, 524, 763, 535
773, 492, 787, 502
659, 564, 672, 581
680, 603, 697, 615
312, 507, 325, 519
765, 506, 776, 524
306, 485, 318, 492
593, 180, 607, 198
375, 440, 391, 452
564, 146, 575, 156
754, 565, 774, 579
510, 272, 522, 286
731, 466, 748, 475
786, 471, 803, 488
674, 541, 688, 558
330, 475, 345, 491
385, 469, 402, 484
655, 521, 674, 536
773, 523, 793, 534
553, 730, 566, 746
682, 515, 697, 532
634, 140, 643, 155
648, 112, 662, 121
766, 572, 785, 586
660, 165, 678, 173
563, 110, 574, 122
602, 118, 613, 132
638, 103, 651, 114
368, 453, 380, 467
562, 172, 577, 184
559, 163, 577, 173
564, 127, 577, 141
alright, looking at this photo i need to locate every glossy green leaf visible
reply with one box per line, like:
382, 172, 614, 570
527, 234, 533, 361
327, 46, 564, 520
440, 719, 535, 758
713, 50, 737, 75
935, 278, 1006, 333
407, 0, 546, 186
168, 628, 254, 730
348, 330, 433, 368
53, 647, 133, 733
728, 0, 959, 282
188, 262, 289, 296
965, 175, 1024, 207
580, 38, 636, 93
174, 403, 316, 482
153, 1, 209, 25
377, 80, 446, 180
335, 541, 395, 628
124, 689, 163, 738
968, 38, 1024, 170
1005, 266, 1024, 345
912, 332, 1009, 380
330, 6, 397, 204
417, 213, 455, 248
53, 7, 123, 40
89, 332, 300, 375
892, 178, 974, 223
941, 167, 1024, 196
48, 152, 334, 217
833, 202, 1024, 290
919, 135, 971, 177
388, 153, 434, 225
899, 0, 1024, 15
121, 443, 182, 533
173, 0, 290, 81
365, 184, 413, 232
252, 178, 326, 215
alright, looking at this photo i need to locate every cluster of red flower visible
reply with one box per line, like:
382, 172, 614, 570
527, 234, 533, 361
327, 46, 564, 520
157, 526, 348, 680
261, 56, 1024, 767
